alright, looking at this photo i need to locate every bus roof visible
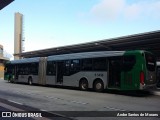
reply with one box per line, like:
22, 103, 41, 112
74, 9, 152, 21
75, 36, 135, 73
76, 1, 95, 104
8, 50, 146, 64
10, 57, 40, 64
47, 51, 125, 61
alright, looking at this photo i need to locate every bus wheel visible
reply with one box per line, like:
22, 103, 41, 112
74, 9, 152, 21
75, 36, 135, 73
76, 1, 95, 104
28, 77, 33, 85
79, 79, 88, 91
93, 80, 104, 92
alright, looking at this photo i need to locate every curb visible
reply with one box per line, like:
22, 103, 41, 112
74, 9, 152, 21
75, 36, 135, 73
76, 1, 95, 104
153, 91, 160, 96
0, 98, 74, 120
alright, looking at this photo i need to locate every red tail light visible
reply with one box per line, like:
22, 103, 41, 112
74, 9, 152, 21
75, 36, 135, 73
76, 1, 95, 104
140, 71, 145, 85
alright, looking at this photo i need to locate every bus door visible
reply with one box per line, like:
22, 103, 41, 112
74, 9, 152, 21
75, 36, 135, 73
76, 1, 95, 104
14, 65, 18, 82
56, 61, 64, 84
7, 65, 18, 82
108, 57, 122, 89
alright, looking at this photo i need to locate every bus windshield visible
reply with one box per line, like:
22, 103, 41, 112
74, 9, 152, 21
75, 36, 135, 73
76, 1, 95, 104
145, 52, 156, 71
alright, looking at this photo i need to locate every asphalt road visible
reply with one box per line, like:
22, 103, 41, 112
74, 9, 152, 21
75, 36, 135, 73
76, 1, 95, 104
0, 79, 160, 120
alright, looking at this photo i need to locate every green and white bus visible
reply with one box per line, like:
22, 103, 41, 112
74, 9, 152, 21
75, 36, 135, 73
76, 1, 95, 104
4, 50, 156, 92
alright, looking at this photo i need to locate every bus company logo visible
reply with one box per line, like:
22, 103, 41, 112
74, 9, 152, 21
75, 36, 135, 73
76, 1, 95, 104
1, 112, 42, 118
2, 112, 11, 117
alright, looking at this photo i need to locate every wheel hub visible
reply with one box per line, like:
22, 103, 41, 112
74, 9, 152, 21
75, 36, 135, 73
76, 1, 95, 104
96, 83, 102, 90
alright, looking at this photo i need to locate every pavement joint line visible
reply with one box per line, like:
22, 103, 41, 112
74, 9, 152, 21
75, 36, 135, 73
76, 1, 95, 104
8, 100, 23, 105
70, 100, 88, 105
105, 106, 127, 111
46, 96, 88, 105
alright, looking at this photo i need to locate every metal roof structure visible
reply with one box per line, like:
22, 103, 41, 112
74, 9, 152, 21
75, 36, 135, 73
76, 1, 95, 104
14, 30, 160, 60
0, 0, 14, 10
0, 56, 9, 61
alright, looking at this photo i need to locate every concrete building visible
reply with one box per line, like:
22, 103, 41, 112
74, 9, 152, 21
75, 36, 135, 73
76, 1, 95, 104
14, 12, 24, 60
0, 45, 9, 79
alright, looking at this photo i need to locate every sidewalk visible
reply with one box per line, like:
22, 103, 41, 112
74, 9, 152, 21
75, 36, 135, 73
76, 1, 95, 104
0, 98, 73, 120
153, 88, 160, 96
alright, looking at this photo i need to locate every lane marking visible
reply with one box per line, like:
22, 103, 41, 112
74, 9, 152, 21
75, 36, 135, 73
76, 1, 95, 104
70, 100, 88, 105
46, 96, 61, 100
8, 100, 23, 105
40, 109, 47, 111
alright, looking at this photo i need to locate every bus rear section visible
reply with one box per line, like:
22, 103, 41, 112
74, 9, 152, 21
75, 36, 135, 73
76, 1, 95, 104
120, 51, 156, 90
108, 51, 157, 91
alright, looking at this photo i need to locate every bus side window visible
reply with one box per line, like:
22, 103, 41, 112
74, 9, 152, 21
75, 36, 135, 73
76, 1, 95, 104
19, 65, 24, 74
82, 59, 93, 71
123, 55, 136, 71
46, 61, 56, 75
93, 58, 107, 71
70, 60, 80, 74
30, 63, 39, 75
24, 64, 29, 75
64, 60, 70, 76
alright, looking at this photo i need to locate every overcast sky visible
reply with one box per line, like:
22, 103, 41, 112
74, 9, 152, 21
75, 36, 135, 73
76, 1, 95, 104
0, 0, 160, 56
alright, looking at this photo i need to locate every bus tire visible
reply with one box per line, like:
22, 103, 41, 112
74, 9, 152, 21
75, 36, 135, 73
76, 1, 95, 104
93, 79, 104, 92
79, 78, 88, 91
28, 77, 33, 85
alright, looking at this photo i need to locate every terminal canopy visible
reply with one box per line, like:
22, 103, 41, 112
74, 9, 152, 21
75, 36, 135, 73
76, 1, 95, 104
0, 0, 14, 10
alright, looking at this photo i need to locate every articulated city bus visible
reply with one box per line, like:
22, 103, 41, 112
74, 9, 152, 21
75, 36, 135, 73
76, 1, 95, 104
4, 50, 156, 92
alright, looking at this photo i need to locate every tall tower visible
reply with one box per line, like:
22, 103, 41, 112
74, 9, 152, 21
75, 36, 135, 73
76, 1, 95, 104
14, 12, 24, 60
